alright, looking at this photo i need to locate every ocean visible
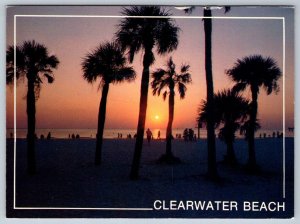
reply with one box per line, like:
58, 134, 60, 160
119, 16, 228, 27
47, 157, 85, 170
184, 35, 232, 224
6, 128, 293, 139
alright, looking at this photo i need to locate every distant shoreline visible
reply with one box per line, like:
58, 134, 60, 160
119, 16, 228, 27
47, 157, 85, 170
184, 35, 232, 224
6, 128, 294, 139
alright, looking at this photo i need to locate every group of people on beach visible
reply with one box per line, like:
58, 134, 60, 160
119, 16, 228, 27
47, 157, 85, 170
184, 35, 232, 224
116, 129, 160, 143
68, 133, 80, 139
9, 129, 286, 141
35, 132, 52, 140
183, 128, 197, 141
259, 131, 283, 139
144, 128, 198, 144
146, 128, 163, 143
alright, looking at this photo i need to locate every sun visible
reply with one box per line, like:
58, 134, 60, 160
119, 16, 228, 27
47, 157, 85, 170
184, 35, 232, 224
155, 115, 159, 120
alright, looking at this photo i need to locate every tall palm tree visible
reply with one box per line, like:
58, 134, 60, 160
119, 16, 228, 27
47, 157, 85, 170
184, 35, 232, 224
184, 6, 230, 179
226, 55, 282, 171
115, 6, 179, 179
82, 42, 136, 165
240, 119, 261, 141
151, 57, 192, 163
6, 40, 59, 174
198, 89, 249, 166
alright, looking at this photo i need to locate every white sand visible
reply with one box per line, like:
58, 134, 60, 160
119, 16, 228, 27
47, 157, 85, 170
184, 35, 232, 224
8, 137, 293, 217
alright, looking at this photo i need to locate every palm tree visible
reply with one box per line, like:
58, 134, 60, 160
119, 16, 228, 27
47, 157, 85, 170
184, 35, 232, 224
6, 40, 59, 174
151, 57, 192, 163
226, 55, 282, 171
82, 42, 136, 165
184, 6, 230, 179
198, 89, 249, 166
115, 6, 179, 179
240, 119, 261, 141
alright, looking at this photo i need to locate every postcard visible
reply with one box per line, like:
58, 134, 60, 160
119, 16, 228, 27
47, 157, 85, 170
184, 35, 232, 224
6, 5, 294, 218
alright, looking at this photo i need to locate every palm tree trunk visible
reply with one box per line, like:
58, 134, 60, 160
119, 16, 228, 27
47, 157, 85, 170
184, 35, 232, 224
224, 126, 237, 166
27, 78, 36, 175
204, 8, 218, 179
248, 86, 258, 169
130, 49, 152, 180
95, 82, 110, 165
226, 140, 237, 166
166, 89, 175, 158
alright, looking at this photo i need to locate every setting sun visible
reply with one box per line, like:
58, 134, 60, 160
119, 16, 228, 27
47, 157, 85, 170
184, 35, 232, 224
155, 115, 159, 120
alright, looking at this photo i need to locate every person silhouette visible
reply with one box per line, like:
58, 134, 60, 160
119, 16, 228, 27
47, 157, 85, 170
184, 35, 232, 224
47, 132, 51, 140
183, 128, 188, 141
157, 130, 161, 140
146, 128, 153, 144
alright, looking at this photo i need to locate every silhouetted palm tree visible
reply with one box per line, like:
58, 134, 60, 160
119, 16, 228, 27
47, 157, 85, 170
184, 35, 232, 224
184, 6, 230, 179
151, 57, 191, 163
115, 6, 179, 179
82, 42, 136, 165
198, 89, 249, 166
240, 119, 261, 141
226, 55, 282, 171
6, 40, 59, 174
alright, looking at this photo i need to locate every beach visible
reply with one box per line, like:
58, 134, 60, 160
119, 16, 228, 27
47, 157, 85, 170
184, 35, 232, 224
6, 137, 294, 218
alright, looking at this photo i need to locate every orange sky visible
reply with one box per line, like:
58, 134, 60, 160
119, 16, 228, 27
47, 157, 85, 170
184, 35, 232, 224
6, 6, 294, 131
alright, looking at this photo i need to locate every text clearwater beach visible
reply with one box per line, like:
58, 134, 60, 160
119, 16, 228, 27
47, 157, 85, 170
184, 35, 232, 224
153, 200, 285, 212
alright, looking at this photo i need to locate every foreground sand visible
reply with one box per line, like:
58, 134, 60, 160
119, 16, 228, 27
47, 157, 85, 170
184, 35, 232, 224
7, 138, 294, 218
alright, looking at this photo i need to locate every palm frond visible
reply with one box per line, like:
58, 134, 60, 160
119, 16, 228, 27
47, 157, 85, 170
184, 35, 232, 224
6, 45, 24, 84
151, 69, 167, 96
197, 99, 213, 127
43, 73, 54, 83
197, 88, 250, 140
180, 64, 190, 73
166, 57, 175, 71
151, 57, 191, 100
224, 6, 231, 13
82, 41, 136, 88
177, 82, 187, 99
82, 51, 102, 83
152, 68, 166, 80
111, 67, 136, 84
240, 119, 261, 140
183, 6, 196, 14
116, 6, 179, 63
178, 72, 192, 84
232, 82, 247, 93
156, 21, 179, 54
6, 40, 59, 86
162, 91, 168, 101
226, 55, 282, 95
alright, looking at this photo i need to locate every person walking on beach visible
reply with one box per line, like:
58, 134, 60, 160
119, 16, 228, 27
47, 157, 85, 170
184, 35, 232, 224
157, 130, 161, 140
47, 132, 51, 140
146, 128, 153, 144
183, 128, 189, 141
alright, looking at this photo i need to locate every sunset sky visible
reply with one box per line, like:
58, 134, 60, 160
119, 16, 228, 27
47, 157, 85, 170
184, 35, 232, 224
6, 6, 294, 131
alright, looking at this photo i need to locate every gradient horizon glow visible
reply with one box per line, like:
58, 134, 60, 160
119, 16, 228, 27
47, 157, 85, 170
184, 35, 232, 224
6, 6, 294, 132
